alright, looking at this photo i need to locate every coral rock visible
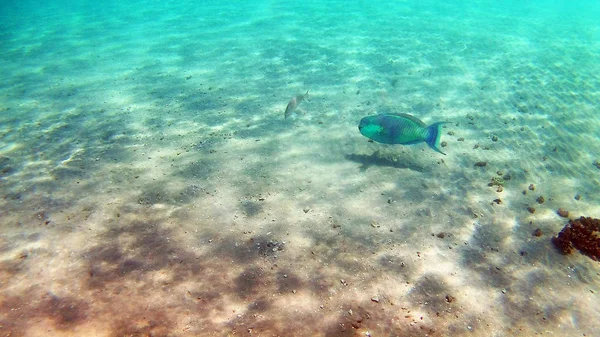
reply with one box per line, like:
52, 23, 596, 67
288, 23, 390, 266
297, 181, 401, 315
552, 217, 600, 261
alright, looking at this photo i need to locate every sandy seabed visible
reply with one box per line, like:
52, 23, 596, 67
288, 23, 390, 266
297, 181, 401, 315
1, 1, 600, 336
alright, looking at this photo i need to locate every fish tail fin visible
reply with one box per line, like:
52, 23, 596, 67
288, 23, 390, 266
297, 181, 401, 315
425, 122, 447, 155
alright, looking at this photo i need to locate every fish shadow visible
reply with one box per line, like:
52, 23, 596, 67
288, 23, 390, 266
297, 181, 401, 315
345, 152, 427, 172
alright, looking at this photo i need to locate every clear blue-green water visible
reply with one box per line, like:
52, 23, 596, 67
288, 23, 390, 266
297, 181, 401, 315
1, 1, 600, 336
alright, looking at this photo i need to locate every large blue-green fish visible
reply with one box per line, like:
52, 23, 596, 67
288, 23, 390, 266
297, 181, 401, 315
358, 113, 447, 155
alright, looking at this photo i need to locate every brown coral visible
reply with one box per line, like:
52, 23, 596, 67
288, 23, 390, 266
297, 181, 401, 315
551, 217, 600, 261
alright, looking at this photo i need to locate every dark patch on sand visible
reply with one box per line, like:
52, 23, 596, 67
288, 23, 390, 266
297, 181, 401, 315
345, 152, 427, 172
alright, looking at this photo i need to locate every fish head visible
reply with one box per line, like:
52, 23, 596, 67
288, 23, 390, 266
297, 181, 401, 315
358, 116, 383, 139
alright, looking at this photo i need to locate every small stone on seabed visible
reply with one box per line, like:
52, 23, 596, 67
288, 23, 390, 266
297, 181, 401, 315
441, 141, 447, 147
557, 208, 569, 218
491, 135, 498, 141
474, 161, 487, 167
529, 184, 535, 191
527, 206, 536, 214
536, 196, 545, 204
533, 228, 542, 237
371, 296, 380, 303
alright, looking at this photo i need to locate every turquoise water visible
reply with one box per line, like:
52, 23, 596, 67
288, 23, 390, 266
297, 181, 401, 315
1, 1, 600, 336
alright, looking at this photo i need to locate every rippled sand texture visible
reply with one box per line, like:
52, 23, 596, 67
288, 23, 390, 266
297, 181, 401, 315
1, 1, 600, 336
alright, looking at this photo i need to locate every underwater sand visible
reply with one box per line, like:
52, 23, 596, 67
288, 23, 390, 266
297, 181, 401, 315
1, 1, 600, 336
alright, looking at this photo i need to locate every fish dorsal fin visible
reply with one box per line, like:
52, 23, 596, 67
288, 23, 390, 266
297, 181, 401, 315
387, 113, 427, 127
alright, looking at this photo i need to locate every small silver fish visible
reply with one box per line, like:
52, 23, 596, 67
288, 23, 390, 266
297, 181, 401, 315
284, 90, 309, 119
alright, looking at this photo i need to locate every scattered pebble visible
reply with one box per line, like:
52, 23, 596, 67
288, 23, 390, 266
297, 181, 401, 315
474, 161, 487, 167
496, 186, 503, 192
491, 135, 498, 142
447, 131, 455, 136
528, 184, 535, 191
445, 294, 455, 303
489, 176, 505, 187
457, 137, 465, 141
303, 208, 310, 213
574, 194, 581, 201
492, 198, 502, 204
536, 196, 545, 204
441, 141, 447, 147
533, 228, 542, 237
522, 190, 527, 195
594, 160, 600, 169
371, 296, 380, 303
256, 240, 285, 256
527, 206, 536, 214
557, 208, 569, 218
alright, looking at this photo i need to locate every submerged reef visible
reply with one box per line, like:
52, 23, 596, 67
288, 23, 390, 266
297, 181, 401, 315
552, 216, 600, 261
